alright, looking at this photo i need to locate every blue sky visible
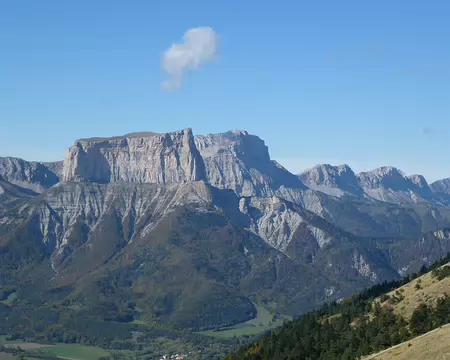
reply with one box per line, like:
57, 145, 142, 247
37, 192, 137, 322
1, 1, 449, 181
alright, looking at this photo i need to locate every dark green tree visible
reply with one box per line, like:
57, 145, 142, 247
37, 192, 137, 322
409, 304, 433, 336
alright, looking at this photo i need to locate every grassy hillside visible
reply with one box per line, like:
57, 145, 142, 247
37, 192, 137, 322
225, 254, 450, 360
363, 323, 450, 360
376, 264, 450, 320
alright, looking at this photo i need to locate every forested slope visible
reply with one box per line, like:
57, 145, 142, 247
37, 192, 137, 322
225, 253, 450, 360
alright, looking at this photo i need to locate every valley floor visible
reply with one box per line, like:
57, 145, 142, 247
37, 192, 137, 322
197, 303, 291, 339
0, 340, 110, 360
363, 323, 450, 360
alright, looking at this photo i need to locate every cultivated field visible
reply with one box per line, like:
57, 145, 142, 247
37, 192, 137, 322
26, 344, 110, 360
1, 339, 110, 360
4, 343, 53, 350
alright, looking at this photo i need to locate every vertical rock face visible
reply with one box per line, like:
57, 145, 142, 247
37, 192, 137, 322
62, 128, 206, 184
194, 130, 305, 196
409, 174, 429, 188
0, 157, 62, 193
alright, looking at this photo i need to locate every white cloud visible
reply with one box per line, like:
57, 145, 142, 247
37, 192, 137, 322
161, 27, 219, 90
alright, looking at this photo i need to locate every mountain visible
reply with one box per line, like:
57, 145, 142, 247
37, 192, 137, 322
0, 157, 62, 193
0, 175, 37, 220
194, 130, 306, 197
431, 177, 450, 194
300, 164, 435, 203
357, 166, 434, 203
63, 129, 205, 184
298, 163, 450, 239
430, 177, 450, 205
225, 255, 450, 360
1, 181, 346, 337
299, 164, 362, 197
2, 128, 450, 356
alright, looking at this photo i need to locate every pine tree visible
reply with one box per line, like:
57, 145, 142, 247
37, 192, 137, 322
410, 304, 432, 336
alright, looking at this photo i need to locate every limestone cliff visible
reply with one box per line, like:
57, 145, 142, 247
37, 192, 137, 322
194, 130, 305, 197
62, 128, 205, 184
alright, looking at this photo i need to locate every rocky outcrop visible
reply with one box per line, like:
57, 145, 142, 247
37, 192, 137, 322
44, 161, 64, 179
194, 130, 305, 197
0, 157, 62, 193
357, 166, 433, 203
430, 178, 450, 205
431, 178, 450, 195
299, 164, 361, 197
239, 195, 333, 252
4, 128, 450, 242
37, 181, 215, 269
357, 166, 410, 191
409, 174, 429, 188
62, 128, 205, 184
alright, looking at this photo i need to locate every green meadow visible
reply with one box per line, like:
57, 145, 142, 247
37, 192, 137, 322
198, 304, 291, 339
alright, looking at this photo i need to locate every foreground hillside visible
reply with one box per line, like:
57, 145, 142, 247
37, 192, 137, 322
226, 255, 450, 360
363, 324, 450, 360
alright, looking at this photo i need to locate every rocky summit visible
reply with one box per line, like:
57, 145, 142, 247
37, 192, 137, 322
0, 157, 62, 193
62, 128, 205, 184
2, 128, 450, 342
195, 130, 305, 197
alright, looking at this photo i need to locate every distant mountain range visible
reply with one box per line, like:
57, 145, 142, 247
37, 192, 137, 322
1, 128, 450, 338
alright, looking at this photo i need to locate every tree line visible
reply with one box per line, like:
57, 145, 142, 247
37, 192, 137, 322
225, 252, 450, 360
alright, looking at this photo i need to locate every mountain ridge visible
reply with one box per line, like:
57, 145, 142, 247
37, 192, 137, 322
2, 128, 450, 356
0, 156, 62, 193
5, 128, 450, 200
